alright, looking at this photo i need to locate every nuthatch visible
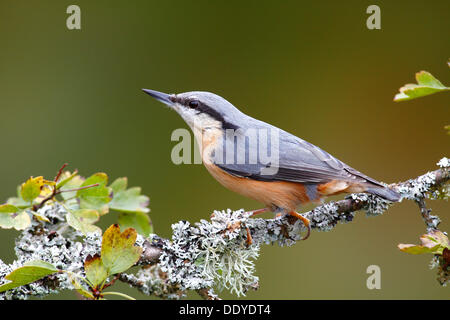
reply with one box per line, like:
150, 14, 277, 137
142, 89, 400, 240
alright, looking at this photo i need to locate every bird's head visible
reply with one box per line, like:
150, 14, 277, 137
142, 89, 241, 131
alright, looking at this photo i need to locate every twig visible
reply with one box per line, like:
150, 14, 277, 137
415, 198, 438, 231
101, 274, 121, 291
32, 183, 99, 212
54, 163, 68, 182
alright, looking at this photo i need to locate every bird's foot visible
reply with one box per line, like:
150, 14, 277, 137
288, 211, 311, 240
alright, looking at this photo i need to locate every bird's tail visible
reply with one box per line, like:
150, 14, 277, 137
366, 185, 401, 202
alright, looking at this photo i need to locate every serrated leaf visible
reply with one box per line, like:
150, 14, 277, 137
66, 209, 101, 235
84, 254, 108, 288
0, 260, 58, 293
0, 204, 31, 230
20, 176, 45, 203
77, 173, 111, 214
110, 177, 128, 193
109, 177, 150, 214
394, 71, 450, 101
101, 224, 142, 275
118, 211, 153, 237
398, 230, 450, 255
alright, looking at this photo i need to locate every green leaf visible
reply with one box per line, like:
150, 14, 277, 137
0, 260, 58, 293
110, 177, 128, 194
59, 173, 85, 200
84, 254, 108, 288
77, 173, 111, 214
394, 71, 450, 101
7, 186, 32, 209
20, 176, 44, 204
109, 177, 150, 214
31, 211, 50, 223
398, 230, 450, 255
68, 274, 94, 299
56, 170, 79, 190
0, 204, 31, 230
66, 209, 101, 235
101, 224, 142, 275
118, 211, 153, 237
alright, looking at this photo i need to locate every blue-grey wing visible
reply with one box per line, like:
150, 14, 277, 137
213, 126, 382, 186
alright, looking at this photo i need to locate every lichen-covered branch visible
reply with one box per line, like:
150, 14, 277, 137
124, 158, 448, 296
0, 158, 448, 299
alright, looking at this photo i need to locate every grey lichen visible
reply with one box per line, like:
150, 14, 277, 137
157, 210, 260, 296
397, 157, 449, 201
0, 204, 103, 300
348, 193, 391, 216
120, 265, 184, 299
397, 171, 437, 201
1, 158, 449, 299
437, 157, 449, 169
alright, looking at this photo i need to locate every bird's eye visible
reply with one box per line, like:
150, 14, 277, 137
188, 100, 199, 108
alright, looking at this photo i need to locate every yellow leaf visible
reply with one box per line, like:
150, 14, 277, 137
101, 224, 142, 275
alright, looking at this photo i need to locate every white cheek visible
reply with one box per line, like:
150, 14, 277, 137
173, 104, 196, 126
174, 105, 220, 131
194, 113, 221, 129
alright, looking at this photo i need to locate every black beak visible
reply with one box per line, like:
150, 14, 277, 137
142, 89, 174, 106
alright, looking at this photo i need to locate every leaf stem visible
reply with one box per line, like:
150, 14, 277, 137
58, 183, 100, 194
32, 183, 99, 212
102, 291, 136, 300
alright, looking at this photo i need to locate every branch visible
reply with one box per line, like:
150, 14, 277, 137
136, 158, 448, 296
0, 158, 448, 300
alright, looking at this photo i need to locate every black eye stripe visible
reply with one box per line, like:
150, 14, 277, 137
180, 97, 238, 130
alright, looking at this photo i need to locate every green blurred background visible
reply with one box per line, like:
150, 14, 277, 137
0, 0, 449, 299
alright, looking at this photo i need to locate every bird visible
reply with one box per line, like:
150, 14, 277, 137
142, 89, 400, 241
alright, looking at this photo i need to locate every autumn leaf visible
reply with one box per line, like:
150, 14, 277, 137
398, 230, 450, 255
101, 224, 142, 275
20, 177, 45, 204
84, 254, 108, 288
